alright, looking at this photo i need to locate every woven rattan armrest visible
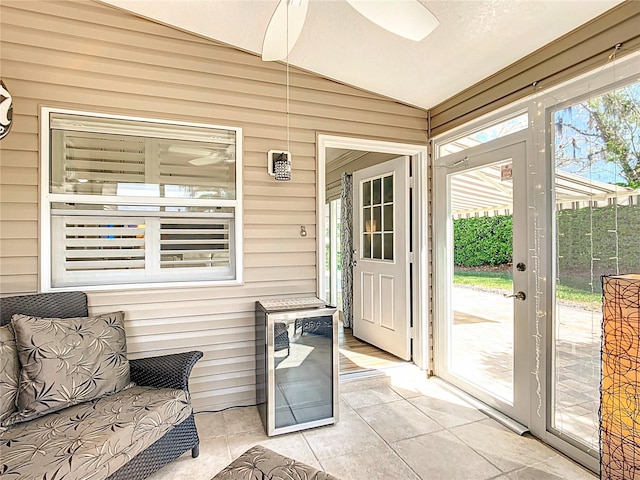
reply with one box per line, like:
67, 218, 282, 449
129, 350, 203, 391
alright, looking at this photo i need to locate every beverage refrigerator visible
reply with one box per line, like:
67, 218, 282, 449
255, 297, 339, 436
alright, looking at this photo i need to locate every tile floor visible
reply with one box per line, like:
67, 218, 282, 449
147, 365, 597, 480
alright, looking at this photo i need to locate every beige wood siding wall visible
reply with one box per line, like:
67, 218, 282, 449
430, 0, 640, 137
326, 152, 398, 201
0, 0, 427, 410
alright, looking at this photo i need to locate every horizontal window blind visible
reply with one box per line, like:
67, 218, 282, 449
51, 211, 236, 287
160, 218, 231, 269
52, 131, 146, 193
54, 216, 146, 272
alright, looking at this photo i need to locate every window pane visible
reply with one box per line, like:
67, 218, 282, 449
383, 175, 394, 203
363, 206, 372, 233
551, 80, 640, 452
384, 233, 393, 260
161, 140, 236, 199
372, 233, 382, 259
372, 206, 382, 232
383, 205, 393, 232
373, 178, 382, 205
51, 125, 237, 199
438, 112, 528, 157
363, 233, 371, 259
362, 181, 371, 206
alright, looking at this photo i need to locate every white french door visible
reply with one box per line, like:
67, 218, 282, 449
432, 56, 639, 473
436, 140, 530, 427
352, 156, 411, 361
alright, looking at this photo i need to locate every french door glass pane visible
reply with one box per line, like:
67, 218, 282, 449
449, 163, 515, 403
551, 81, 640, 450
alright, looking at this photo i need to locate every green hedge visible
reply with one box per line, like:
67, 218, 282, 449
556, 204, 640, 292
453, 215, 513, 267
453, 205, 640, 293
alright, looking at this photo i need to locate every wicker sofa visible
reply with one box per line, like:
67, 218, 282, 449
0, 291, 203, 480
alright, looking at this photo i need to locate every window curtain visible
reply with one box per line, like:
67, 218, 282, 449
340, 173, 353, 328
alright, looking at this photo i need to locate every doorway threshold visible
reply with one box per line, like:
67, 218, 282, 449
436, 377, 529, 435
339, 322, 408, 374
339, 362, 417, 383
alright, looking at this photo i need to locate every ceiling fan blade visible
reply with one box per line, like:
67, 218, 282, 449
187, 145, 235, 166
168, 145, 214, 157
262, 0, 309, 61
345, 0, 438, 42
188, 155, 222, 166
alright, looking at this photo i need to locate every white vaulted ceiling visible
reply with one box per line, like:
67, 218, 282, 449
100, 0, 623, 110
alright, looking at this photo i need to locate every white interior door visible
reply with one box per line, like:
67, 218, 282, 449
352, 156, 410, 361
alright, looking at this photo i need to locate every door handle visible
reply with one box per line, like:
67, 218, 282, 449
504, 291, 526, 301
351, 260, 358, 267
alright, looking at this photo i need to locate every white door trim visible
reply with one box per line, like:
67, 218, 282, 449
316, 134, 429, 370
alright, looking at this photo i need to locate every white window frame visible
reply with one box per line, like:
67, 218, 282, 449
40, 107, 243, 291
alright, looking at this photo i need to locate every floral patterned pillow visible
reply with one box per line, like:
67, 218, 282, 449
0, 324, 20, 423
3, 311, 130, 426
213, 445, 341, 480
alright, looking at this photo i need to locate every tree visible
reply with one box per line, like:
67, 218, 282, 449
554, 82, 640, 188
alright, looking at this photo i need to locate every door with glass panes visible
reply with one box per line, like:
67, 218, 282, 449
352, 156, 411, 361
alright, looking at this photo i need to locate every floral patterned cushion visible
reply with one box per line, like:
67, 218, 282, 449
0, 385, 192, 480
213, 445, 341, 480
3, 312, 130, 427
0, 324, 19, 423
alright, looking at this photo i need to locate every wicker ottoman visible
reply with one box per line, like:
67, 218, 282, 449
212, 445, 340, 480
